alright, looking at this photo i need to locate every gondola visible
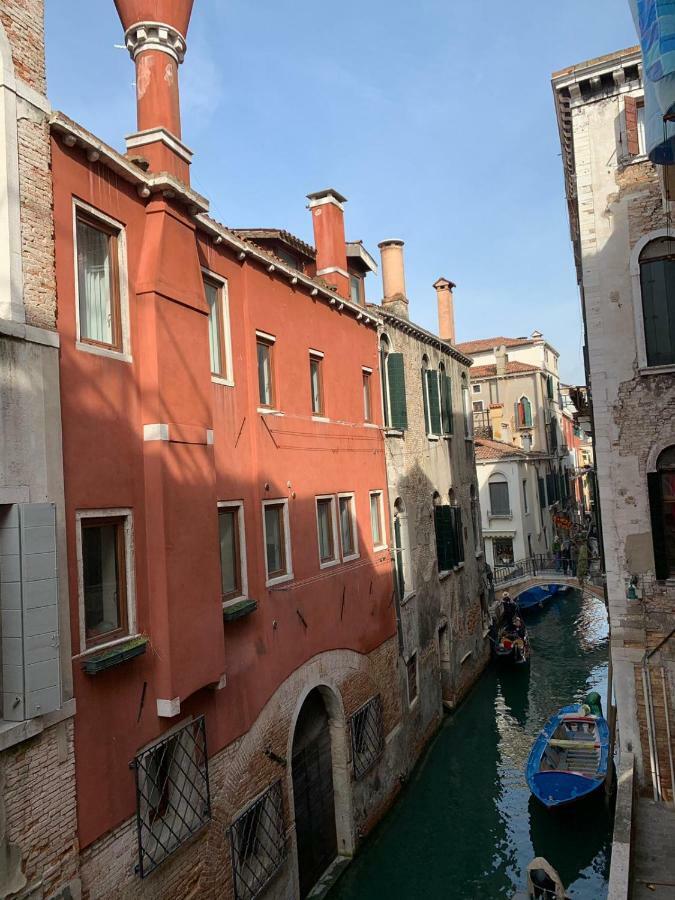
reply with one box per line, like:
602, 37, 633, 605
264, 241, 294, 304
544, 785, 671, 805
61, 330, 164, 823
512, 857, 569, 899
526, 693, 609, 809
494, 620, 531, 665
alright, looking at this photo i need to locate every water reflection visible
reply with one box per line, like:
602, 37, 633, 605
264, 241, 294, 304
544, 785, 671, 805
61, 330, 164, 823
329, 591, 613, 900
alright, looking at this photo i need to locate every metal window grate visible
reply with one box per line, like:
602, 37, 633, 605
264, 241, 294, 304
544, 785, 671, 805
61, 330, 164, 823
131, 715, 211, 878
230, 780, 286, 900
350, 695, 384, 780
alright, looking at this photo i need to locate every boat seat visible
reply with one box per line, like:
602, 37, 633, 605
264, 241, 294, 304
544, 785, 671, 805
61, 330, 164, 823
548, 739, 598, 750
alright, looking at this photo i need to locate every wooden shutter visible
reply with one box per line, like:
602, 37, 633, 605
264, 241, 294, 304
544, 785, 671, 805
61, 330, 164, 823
422, 368, 430, 433
426, 370, 442, 435
648, 472, 669, 579
434, 506, 453, 572
450, 506, 465, 565
514, 401, 521, 428
538, 477, 546, 509
625, 95, 639, 157
441, 374, 453, 434
387, 353, 408, 430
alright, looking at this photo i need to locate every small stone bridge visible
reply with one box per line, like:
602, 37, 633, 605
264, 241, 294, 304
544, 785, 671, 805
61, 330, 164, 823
493, 555, 606, 602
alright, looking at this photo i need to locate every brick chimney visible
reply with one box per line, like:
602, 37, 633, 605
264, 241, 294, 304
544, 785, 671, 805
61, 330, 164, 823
378, 239, 409, 319
114, 0, 195, 182
489, 403, 504, 441
434, 277, 456, 344
307, 189, 350, 298
495, 344, 508, 376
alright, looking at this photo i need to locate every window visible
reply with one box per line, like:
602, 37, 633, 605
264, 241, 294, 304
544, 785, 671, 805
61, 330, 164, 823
488, 474, 510, 517
473, 400, 484, 412
309, 352, 324, 415
350, 274, 362, 306
350, 696, 384, 779
639, 238, 675, 367
381, 336, 408, 430
218, 503, 246, 603
79, 512, 133, 649
434, 499, 464, 572
132, 717, 210, 878
648, 446, 675, 579
472, 383, 481, 394
546, 374, 555, 400
369, 491, 386, 549
256, 334, 275, 408
422, 357, 442, 435
493, 537, 514, 566
637, 101, 646, 155
230, 781, 286, 900
263, 500, 292, 585
522, 479, 529, 514
625, 94, 645, 157
204, 274, 232, 381
362, 368, 372, 422
393, 497, 413, 598
515, 396, 533, 428
338, 493, 358, 560
75, 210, 123, 352
462, 373, 473, 438
406, 654, 418, 705
380, 335, 391, 426
315, 496, 338, 566
439, 362, 453, 435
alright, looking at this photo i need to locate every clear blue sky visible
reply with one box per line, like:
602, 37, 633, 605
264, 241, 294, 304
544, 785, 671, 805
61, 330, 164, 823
45, 0, 638, 383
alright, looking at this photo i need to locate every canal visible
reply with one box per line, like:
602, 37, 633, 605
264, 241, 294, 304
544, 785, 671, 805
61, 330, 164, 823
330, 589, 613, 899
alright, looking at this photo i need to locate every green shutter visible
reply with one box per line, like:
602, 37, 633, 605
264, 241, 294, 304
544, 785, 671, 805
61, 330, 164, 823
648, 472, 669, 580
547, 375, 554, 400
422, 368, 430, 433
426, 370, 441, 435
524, 399, 533, 427
387, 353, 408, 430
434, 505, 453, 572
514, 401, 520, 428
441, 374, 453, 434
538, 477, 546, 509
448, 506, 464, 567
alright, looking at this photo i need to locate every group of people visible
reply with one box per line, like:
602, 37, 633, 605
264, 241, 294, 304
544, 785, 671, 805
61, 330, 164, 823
551, 526, 598, 582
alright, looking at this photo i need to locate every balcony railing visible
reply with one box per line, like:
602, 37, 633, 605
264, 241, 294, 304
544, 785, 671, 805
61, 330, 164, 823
473, 410, 492, 438
492, 554, 603, 589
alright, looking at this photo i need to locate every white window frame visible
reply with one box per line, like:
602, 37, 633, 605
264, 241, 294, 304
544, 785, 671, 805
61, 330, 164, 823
369, 490, 387, 551
75, 508, 136, 655
315, 494, 339, 569
362, 366, 373, 424
72, 198, 131, 363
338, 492, 360, 562
256, 330, 278, 412
630, 228, 675, 373
203, 267, 234, 386
217, 501, 247, 608
262, 498, 293, 587
309, 349, 325, 419
379, 333, 392, 427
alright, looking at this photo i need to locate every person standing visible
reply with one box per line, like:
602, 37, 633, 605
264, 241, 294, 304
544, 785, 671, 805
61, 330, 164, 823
553, 533, 562, 571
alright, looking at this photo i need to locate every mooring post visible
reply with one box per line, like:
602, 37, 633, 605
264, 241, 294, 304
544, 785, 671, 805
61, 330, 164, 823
605, 654, 617, 793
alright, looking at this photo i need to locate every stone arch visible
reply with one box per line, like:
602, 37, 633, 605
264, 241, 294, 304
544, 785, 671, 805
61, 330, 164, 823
630, 228, 675, 369
646, 435, 675, 473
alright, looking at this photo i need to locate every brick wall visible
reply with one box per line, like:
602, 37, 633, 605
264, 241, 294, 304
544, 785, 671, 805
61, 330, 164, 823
0, 0, 46, 93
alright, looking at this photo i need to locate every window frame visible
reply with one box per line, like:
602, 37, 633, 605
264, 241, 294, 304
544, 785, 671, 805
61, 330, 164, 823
75, 508, 136, 654
203, 268, 234, 385
217, 501, 248, 607
362, 367, 373, 423
488, 473, 511, 518
369, 490, 387, 551
73, 199, 131, 362
338, 492, 359, 562
380, 334, 392, 427
633, 232, 675, 371
350, 273, 363, 306
262, 499, 293, 586
315, 494, 339, 569
309, 349, 325, 417
256, 331, 277, 410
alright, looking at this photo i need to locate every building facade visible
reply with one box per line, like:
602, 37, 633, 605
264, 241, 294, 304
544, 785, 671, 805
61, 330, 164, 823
370, 249, 490, 720
0, 1, 79, 897
553, 46, 675, 804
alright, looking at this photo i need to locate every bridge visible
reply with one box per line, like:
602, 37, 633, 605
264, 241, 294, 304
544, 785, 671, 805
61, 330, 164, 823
492, 554, 606, 602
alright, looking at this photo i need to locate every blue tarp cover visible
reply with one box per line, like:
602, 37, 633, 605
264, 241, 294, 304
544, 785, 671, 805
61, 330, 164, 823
629, 0, 675, 160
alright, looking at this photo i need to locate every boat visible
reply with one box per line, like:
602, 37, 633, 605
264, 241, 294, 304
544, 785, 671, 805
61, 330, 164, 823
512, 856, 569, 899
494, 619, 531, 665
526, 693, 609, 809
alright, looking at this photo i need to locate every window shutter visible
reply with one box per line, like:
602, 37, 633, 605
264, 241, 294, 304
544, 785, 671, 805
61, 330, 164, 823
648, 472, 669, 580
524, 399, 533, 428
434, 506, 453, 572
387, 353, 408, 430
450, 506, 465, 565
514, 401, 521, 428
422, 368, 430, 433
426, 370, 442, 435
441, 374, 453, 434
538, 477, 546, 509
625, 95, 639, 156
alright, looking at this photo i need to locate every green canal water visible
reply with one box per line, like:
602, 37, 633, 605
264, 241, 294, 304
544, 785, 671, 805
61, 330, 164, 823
330, 590, 613, 899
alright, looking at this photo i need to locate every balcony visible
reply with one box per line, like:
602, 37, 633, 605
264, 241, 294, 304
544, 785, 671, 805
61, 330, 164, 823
473, 409, 492, 438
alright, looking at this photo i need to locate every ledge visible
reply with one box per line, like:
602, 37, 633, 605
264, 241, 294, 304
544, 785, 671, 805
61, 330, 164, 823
82, 636, 148, 675
385, 429, 404, 438
0, 698, 76, 753
223, 598, 258, 622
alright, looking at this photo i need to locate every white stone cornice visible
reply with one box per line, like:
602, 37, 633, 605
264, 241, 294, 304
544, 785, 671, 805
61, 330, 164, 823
124, 21, 187, 64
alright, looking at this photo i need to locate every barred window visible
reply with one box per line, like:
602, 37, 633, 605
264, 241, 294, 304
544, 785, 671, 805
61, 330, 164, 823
132, 716, 211, 878
230, 781, 286, 900
350, 696, 384, 779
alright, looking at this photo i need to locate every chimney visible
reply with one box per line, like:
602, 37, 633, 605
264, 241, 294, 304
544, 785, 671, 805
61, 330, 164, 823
114, 0, 195, 182
489, 404, 503, 441
434, 277, 456, 344
307, 189, 350, 298
378, 239, 409, 319
495, 344, 508, 376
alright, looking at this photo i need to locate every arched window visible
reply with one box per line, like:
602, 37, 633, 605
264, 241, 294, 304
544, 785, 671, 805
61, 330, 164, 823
648, 446, 675, 579
515, 395, 533, 428
393, 498, 413, 599
639, 237, 675, 366
421, 355, 439, 435
380, 334, 408, 431
488, 473, 510, 517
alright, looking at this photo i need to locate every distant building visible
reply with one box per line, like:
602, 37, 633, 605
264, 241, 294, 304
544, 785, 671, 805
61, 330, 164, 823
553, 46, 675, 805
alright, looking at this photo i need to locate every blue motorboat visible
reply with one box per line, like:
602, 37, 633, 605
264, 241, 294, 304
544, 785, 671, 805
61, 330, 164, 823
526, 694, 609, 809
518, 583, 570, 611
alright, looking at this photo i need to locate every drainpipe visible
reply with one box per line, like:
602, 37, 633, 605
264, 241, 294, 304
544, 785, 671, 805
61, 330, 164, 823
662, 667, 675, 807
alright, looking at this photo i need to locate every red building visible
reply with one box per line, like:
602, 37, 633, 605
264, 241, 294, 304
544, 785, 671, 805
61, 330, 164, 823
51, 2, 406, 896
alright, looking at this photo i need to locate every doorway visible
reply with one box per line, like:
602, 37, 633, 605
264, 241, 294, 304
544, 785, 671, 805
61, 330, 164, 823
292, 689, 338, 898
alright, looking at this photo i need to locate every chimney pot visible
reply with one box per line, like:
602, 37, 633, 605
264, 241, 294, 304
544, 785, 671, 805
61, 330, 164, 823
495, 344, 508, 376
433, 277, 456, 344
378, 239, 408, 319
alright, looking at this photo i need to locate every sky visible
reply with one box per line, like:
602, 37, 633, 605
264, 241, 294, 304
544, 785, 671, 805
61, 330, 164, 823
45, 1, 638, 384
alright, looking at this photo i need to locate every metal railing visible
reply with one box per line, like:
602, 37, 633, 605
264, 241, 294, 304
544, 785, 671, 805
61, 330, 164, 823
350, 695, 384, 780
492, 554, 603, 589
473, 409, 492, 438
230, 780, 286, 900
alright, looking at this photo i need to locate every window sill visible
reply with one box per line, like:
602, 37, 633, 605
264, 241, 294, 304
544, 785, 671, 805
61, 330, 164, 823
438, 570, 452, 581
373, 543, 388, 553
0, 698, 77, 753
443, 435, 453, 441
257, 407, 283, 416
638, 363, 675, 376
211, 375, 234, 387
400, 590, 416, 607
81, 635, 148, 675
312, 415, 330, 423
475, 549, 483, 558
342, 553, 361, 564
266, 572, 294, 588
454, 562, 465, 571
76, 340, 132, 364
319, 558, 340, 570
488, 513, 512, 520
385, 428, 404, 437
223, 598, 257, 622
427, 435, 441, 442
